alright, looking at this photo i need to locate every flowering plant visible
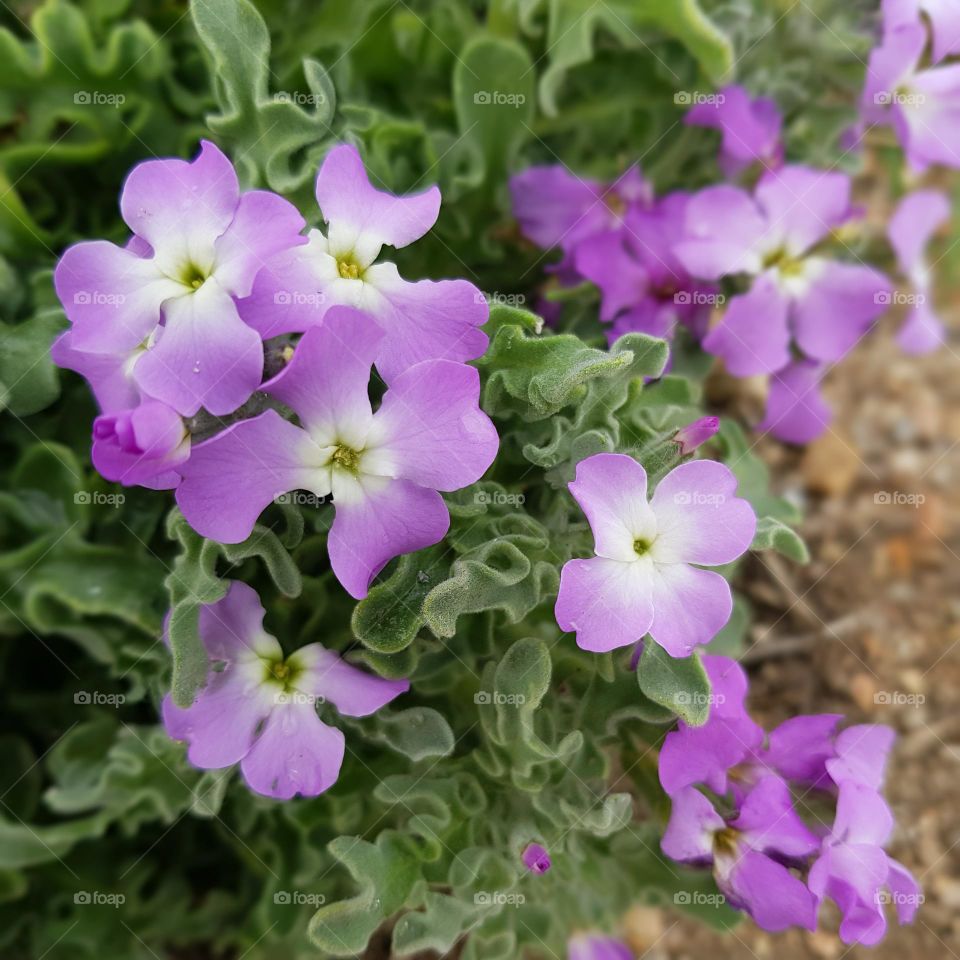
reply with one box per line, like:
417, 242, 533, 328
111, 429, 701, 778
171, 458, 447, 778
0, 0, 950, 958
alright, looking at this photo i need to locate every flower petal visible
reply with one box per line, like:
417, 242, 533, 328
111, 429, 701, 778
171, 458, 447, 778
555, 556, 654, 653
826, 724, 896, 791
50, 331, 141, 413
897, 300, 945, 354
648, 563, 733, 657
315, 144, 440, 260
763, 713, 843, 786
176, 409, 330, 543
240, 701, 345, 799
328, 476, 449, 599
722, 850, 818, 932
199, 580, 280, 661
731, 775, 820, 858
649, 460, 756, 566
758, 360, 832, 445
888, 189, 950, 273
661, 786, 724, 862
134, 279, 264, 416
363, 359, 498, 490
574, 231, 648, 321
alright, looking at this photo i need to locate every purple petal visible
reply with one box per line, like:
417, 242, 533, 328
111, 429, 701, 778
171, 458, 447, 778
199, 580, 277, 661
264, 307, 383, 447
363, 360, 498, 490
648, 563, 733, 657
568, 453, 656, 562
54, 241, 179, 352
291, 643, 409, 716
555, 556, 654, 653
897, 300, 945, 355
791, 261, 891, 363
661, 786, 724, 862
888, 189, 950, 273
134, 280, 264, 416
887, 858, 922, 924
763, 713, 843, 786
731, 775, 819, 858
212, 190, 306, 298
897, 63, 960, 169
521, 842, 552, 874
825, 724, 896, 791
240, 701, 345, 799
808, 844, 890, 945
176, 409, 328, 543
574, 231, 648, 321
721, 849, 817, 932
702, 274, 791, 376
863, 24, 925, 123
50, 330, 141, 413
754, 166, 852, 255
923, 0, 960, 62
567, 934, 633, 960
649, 460, 756, 566
315, 144, 440, 259
328, 476, 449, 599
685, 85, 782, 172
758, 360, 832, 445
831, 781, 895, 847
120, 140, 239, 276
675, 185, 767, 279
606, 298, 676, 343
362, 264, 489, 382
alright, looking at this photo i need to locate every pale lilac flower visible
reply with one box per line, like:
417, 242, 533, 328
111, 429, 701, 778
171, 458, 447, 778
239, 144, 488, 382
757, 360, 832, 446
662, 776, 819, 932
675, 416, 720, 456
54, 141, 306, 416
685, 85, 784, 177
863, 22, 960, 171
92, 400, 189, 490
808, 781, 921, 945
888, 189, 950, 353
163, 581, 408, 799
554, 454, 756, 657
676, 166, 891, 377
521, 842, 551, 874
176, 307, 498, 599
658, 655, 765, 796
567, 933, 632, 960
50, 329, 145, 413
883, 0, 960, 63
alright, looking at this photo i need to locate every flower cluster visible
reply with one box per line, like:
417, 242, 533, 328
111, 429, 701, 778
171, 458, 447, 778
52, 141, 498, 599
660, 655, 920, 944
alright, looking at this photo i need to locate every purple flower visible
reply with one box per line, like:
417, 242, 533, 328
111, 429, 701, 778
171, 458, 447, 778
510, 164, 651, 256
684, 85, 784, 177
883, 0, 960, 64
662, 776, 819, 932
757, 361, 832, 446
676, 166, 891, 377
659, 655, 765, 796
54, 141, 306, 416
674, 416, 720, 457
50, 329, 145, 413
521, 842, 551, 874
238, 144, 488, 382
863, 22, 960, 171
888, 189, 950, 353
162, 581, 408, 799
92, 400, 189, 490
567, 933, 632, 960
176, 307, 498, 599
554, 454, 756, 657
808, 781, 921, 945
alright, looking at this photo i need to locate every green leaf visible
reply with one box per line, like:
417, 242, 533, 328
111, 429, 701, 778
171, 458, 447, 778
369, 707, 455, 761
752, 516, 810, 564
637, 642, 711, 726
0, 309, 64, 416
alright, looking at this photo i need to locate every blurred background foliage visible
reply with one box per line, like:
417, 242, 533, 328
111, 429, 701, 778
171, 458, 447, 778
0, 0, 938, 957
